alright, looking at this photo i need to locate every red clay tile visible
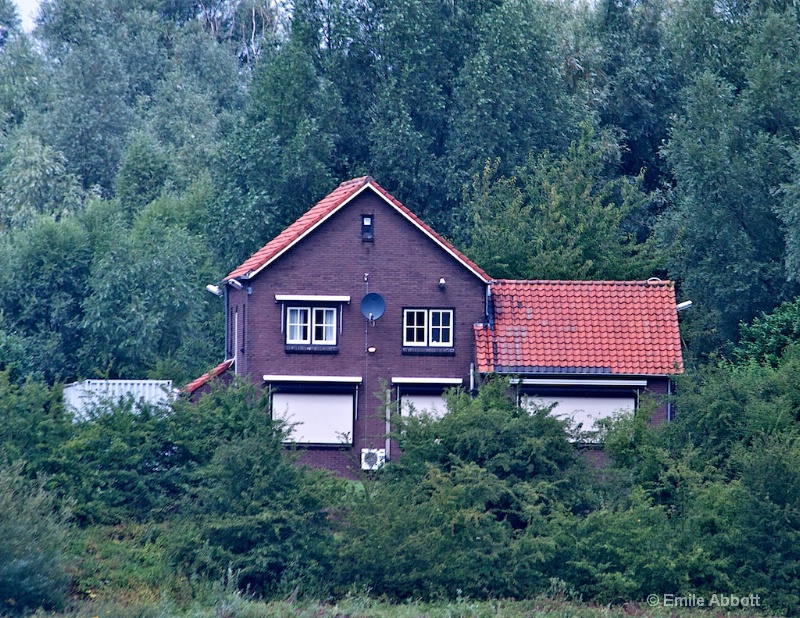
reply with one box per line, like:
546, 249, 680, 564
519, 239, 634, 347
183, 358, 235, 394
476, 280, 683, 376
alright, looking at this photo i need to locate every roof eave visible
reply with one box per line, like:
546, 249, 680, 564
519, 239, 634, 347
485, 369, 682, 379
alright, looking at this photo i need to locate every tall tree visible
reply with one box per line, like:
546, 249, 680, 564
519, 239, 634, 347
80, 194, 221, 382
659, 0, 800, 355
213, 36, 340, 268
0, 0, 20, 48
0, 216, 93, 381
587, 0, 681, 191
42, 35, 133, 192
659, 72, 794, 352
463, 127, 658, 281
0, 133, 86, 230
447, 0, 584, 204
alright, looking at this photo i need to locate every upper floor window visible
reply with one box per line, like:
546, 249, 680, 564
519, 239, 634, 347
362, 214, 374, 242
287, 306, 336, 345
403, 309, 453, 347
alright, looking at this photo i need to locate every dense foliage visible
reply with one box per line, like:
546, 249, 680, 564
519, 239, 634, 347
3, 0, 800, 614
2, 365, 800, 613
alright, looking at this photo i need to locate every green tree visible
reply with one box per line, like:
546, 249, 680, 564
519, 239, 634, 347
363, 0, 501, 225
165, 379, 335, 596
587, 0, 681, 191
0, 0, 20, 48
658, 72, 796, 353
663, 0, 748, 87
0, 133, 86, 230
80, 196, 220, 382
54, 400, 177, 524
0, 216, 92, 381
463, 127, 658, 280
736, 297, 800, 366
42, 36, 133, 192
447, 0, 583, 200
213, 38, 339, 267
114, 130, 174, 213
0, 35, 45, 131
337, 380, 581, 599
0, 370, 71, 473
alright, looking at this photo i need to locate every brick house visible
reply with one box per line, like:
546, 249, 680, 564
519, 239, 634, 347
186, 177, 683, 475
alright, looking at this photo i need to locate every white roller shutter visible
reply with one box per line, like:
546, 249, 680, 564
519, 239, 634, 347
523, 395, 635, 432
272, 393, 354, 444
400, 394, 448, 419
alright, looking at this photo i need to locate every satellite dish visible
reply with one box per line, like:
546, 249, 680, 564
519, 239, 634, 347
360, 292, 386, 321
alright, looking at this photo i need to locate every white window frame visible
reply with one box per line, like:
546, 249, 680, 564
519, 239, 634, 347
403, 309, 428, 346
312, 307, 336, 344
286, 307, 310, 344
429, 309, 453, 347
286, 306, 337, 345
403, 309, 454, 347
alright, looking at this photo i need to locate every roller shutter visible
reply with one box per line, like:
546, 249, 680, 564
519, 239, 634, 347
272, 393, 354, 444
523, 395, 635, 432
400, 394, 448, 419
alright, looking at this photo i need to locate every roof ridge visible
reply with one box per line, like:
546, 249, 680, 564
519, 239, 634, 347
493, 279, 674, 286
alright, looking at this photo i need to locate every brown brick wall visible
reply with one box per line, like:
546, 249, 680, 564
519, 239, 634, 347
645, 377, 672, 425
227, 190, 488, 475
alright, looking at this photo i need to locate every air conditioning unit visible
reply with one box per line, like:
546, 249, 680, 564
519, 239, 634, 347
361, 448, 386, 471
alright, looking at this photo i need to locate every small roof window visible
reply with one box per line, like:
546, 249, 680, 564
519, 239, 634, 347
362, 214, 374, 242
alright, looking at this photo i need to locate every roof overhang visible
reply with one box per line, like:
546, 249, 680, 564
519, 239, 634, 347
391, 377, 464, 385
274, 295, 351, 303
509, 378, 649, 387
262, 375, 363, 384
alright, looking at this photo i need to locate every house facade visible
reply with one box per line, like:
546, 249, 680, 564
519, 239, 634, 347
186, 177, 683, 476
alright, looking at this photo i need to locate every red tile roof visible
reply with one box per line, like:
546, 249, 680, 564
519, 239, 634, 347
182, 358, 234, 395
224, 176, 490, 283
474, 279, 683, 376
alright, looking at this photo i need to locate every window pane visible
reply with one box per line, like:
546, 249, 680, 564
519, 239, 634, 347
430, 310, 453, 346
287, 308, 310, 343
313, 308, 336, 344
404, 310, 427, 345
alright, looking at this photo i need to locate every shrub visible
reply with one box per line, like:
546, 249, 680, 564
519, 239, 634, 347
0, 462, 72, 614
163, 379, 336, 597
336, 380, 581, 599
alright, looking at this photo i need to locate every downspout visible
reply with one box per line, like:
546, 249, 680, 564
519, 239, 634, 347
385, 389, 391, 461
485, 284, 493, 328
667, 379, 672, 421
224, 284, 230, 361
233, 308, 239, 375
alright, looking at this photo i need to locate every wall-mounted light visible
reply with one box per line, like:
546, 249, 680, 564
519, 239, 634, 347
228, 279, 244, 291
367, 346, 377, 355
438, 277, 446, 289
205, 284, 222, 296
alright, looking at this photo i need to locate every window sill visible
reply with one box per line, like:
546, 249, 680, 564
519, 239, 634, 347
402, 346, 455, 356
285, 345, 339, 354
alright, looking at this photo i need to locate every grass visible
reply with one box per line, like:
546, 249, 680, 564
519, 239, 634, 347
34, 594, 770, 618
56, 524, 772, 618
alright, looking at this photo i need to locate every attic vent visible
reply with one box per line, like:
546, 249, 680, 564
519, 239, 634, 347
361, 214, 374, 242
